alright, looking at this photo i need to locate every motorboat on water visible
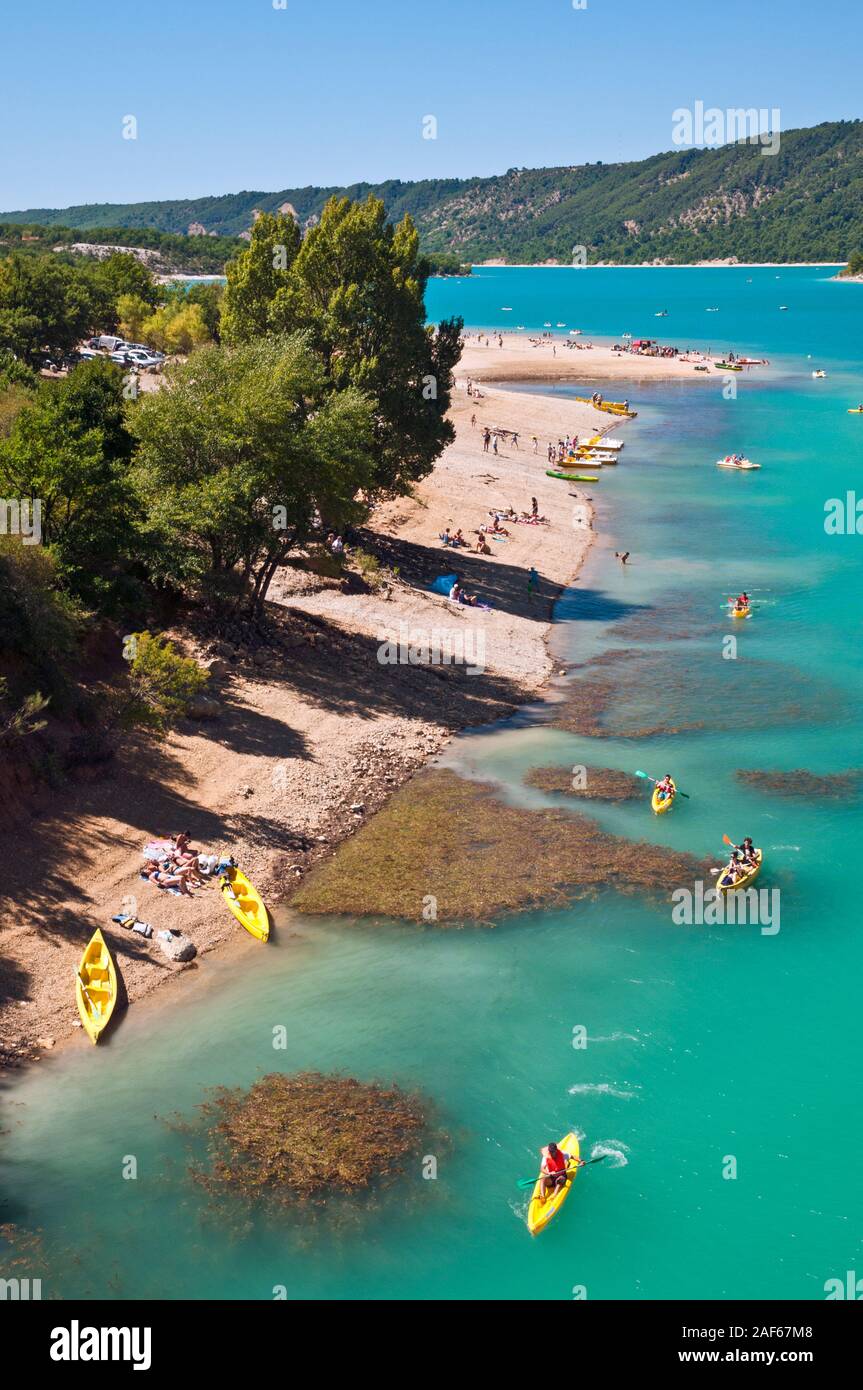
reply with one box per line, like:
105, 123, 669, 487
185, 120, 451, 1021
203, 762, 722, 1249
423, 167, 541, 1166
717, 455, 761, 471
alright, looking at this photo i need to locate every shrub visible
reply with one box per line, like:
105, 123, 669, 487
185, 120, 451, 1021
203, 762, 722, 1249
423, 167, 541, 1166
126, 631, 209, 727
352, 548, 384, 590
0, 537, 81, 704
0, 677, 50, 744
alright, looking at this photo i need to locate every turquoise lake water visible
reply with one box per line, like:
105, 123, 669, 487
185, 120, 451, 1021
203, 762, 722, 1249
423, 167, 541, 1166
2, 267, 862, 1300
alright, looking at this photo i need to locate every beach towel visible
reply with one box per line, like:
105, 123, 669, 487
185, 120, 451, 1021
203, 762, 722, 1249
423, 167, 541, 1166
431, 574, 459, 596
143, 838, 174, 860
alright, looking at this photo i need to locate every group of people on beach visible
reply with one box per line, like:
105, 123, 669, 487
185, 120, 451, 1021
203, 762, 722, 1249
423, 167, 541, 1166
440, 496, 547, 559
481, 426, 521, 453
140, 833, 232, 898
549, 435, 581, 463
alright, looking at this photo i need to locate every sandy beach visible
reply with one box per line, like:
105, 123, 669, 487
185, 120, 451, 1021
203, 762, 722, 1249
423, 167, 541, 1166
460, 330, 725, 384
0, 375, 608, 1066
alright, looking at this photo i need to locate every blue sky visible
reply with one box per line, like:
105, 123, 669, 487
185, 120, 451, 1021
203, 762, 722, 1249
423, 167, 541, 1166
1, 0, 860, 210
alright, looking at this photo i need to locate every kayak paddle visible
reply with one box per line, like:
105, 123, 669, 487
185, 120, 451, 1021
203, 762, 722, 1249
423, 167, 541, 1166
515, 1156, 606, 1189
635, 770, 690, 799
74, 968, 99, 1009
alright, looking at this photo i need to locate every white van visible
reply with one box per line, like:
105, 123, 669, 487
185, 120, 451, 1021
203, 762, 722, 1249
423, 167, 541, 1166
97, 335, 128, 352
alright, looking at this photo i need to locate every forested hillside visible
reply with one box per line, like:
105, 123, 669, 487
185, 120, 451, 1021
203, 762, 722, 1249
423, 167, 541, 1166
3, 121, 862, 264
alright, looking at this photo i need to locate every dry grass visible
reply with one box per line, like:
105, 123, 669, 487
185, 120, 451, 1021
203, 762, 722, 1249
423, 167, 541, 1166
292, 768, 711, 923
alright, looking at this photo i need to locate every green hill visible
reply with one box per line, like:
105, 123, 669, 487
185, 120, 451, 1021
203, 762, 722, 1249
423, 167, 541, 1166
4, 120, 862, 265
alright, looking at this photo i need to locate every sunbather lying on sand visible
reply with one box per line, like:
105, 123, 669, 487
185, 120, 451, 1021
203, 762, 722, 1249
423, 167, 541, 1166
140, 864, 194, 896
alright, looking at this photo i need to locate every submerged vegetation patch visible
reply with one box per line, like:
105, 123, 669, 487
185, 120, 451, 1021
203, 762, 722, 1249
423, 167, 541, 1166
736, 768, 862, 800
553, 649, 844, 739
525, 765, 642, 801
292, 768, 711, 922
185, 1073, 432, 1211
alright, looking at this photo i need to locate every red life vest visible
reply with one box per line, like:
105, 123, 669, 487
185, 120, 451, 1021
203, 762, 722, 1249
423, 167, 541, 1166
543, 1147, 567, 1174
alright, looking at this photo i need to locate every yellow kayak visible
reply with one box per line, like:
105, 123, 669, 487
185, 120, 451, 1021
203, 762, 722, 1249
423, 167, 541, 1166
75, 928, 118, 1045
717, 849, 763, 893
731, 605, 751, 619
220, 866, 270, 941
575, 397, 637, 417
651, 778, 676, 814
527, 1132, 581, 1235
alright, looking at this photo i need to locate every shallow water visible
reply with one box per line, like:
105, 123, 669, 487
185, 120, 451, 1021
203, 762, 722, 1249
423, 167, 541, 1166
2, 267, 862, 1301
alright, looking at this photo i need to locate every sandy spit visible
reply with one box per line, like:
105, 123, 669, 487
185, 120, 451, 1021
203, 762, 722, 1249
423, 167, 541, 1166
459, 331, 730, 384
0, 378, 606, 1068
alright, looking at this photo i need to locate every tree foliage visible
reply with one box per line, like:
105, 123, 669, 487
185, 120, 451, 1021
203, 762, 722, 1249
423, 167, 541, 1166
223, 196, 462, 495
0, 359, 137, 606
0, 536, 81, 710
127, 334, 376, 613
0, 254, 95, 363
221, 212, 301, 343
125, 632, 209, 727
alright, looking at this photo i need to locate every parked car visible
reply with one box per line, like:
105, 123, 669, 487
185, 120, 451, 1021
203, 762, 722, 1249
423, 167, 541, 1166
122, 349, 163, 368
97, 335, 128, 352
126, 344, 165, 361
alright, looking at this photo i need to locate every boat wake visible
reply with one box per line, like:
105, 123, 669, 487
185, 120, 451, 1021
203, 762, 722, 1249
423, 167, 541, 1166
770, 844, 800, 851
587, 1032, 641, 1044
589, 1141, 630, 1168
568, 1082, 638, 1099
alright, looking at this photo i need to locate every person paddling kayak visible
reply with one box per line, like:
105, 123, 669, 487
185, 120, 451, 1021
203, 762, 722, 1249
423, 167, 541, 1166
654, 773, 675, 804
733, 591, 750, 612
540, 1140, 585, 1198
719, 837, 760, 883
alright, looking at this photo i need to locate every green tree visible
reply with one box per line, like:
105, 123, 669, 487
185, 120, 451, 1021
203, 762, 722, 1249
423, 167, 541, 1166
116, 292, 153, 342
127, 334, 375, 614
185, 281, 224, 341
226, 195, 463, 496
0, 253, 95, 363
0, 536, 81, 710
84, 252, 160, 329
140, 300, 211, 354
220, 212, 302, 344
0, 359, 137, 607
125, 632, 209, 728
0, 349, 37, 438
